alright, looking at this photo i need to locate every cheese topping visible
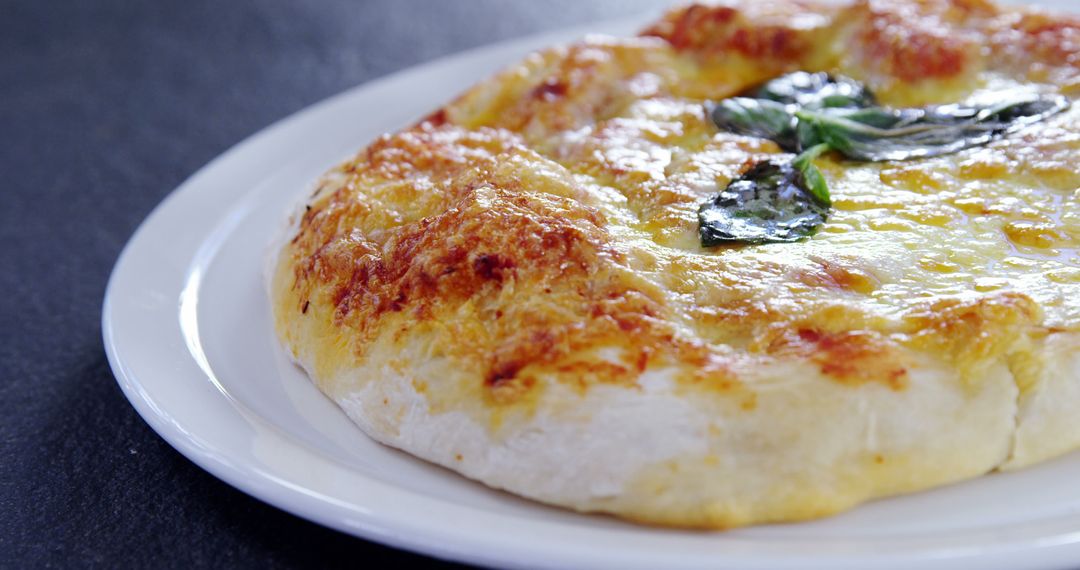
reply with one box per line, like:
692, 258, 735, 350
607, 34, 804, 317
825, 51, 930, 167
279, 0, 1079, 408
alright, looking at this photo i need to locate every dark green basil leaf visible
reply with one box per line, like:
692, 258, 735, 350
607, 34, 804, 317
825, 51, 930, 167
710, 98, 799, 151
698, 150, 830, 246
754, 71, 877, 110
976, 92, 1070, 125
796, 93, 1070, 161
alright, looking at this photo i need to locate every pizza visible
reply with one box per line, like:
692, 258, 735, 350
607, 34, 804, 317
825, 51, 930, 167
268, 0, 1080, 528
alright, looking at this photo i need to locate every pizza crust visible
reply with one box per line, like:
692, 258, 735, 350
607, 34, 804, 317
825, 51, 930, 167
1004, 332, 1080, 470
270, 230, 1077, 527
274, 266, 1018, 527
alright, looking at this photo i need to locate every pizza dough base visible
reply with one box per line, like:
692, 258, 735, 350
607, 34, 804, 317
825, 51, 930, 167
270, 250, 1080, 527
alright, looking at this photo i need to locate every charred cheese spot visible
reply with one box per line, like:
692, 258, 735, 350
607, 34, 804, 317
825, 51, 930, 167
445, 38, 697, 140
993, 13, 1080, 86
799, 255, 881, 294
415, 107, 448, 128
845, 0, 978, 83
764, 328, 908, 389
904, 292, 1042, 380
321, 183, 613, 346
641, 2, 833, 67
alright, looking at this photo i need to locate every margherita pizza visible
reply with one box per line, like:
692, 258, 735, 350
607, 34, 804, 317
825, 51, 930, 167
269, 0, 1080, 528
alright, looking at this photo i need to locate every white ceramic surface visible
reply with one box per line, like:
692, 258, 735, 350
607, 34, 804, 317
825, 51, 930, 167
104, 5, 1080, 569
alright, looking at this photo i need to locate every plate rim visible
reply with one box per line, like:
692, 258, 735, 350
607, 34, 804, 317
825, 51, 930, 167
102, 7, 1080, 570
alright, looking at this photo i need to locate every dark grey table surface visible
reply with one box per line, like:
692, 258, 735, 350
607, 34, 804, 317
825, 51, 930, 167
0, 1, 667, 567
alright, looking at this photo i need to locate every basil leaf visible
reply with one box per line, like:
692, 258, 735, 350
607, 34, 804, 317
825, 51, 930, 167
796, 93, 1070, 162
701, 71, 1071, 248
754, 71, 877, 110
976, 93, 1070, 126
698, 147, 830, 246
791, 144, 831, 206
710, 98, 799, 151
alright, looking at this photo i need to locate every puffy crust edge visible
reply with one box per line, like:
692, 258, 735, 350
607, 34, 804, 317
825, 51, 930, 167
313, 337, 1021, 528
271, 252, 1080, 528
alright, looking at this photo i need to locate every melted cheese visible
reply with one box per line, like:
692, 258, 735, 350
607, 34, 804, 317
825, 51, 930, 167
269, 0, 1080, 529
277, 0, 1080, 409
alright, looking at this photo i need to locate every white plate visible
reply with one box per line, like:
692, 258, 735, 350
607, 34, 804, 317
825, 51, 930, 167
103, 6, 1080, 569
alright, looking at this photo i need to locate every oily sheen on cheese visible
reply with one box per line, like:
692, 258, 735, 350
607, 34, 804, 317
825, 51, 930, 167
270, 0, 1080, 528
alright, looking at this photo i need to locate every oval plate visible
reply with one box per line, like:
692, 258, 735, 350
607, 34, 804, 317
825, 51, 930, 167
104, 5, 1080, 569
